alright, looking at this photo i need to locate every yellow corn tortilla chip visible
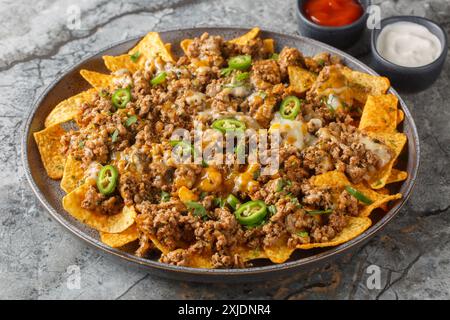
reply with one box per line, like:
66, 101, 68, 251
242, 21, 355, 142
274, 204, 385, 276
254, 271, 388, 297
60, 155, 85, 193
45, 89, 96, 127
297, 217, 372, 249
228, 27, 260, 45
62, 182, 136, 233
310, 170, 402, 217
100, 224, 139, 248
264, 235, 294, 264
386, 169, 408, 184
129, 32, 175, 63
33, 124, 66, 179
397, 109, 405, 125
359, 94, 398, 133
288, 65, 317, 94
264, 216, 372, 263
366, 131, 407, 189
103, 43, 174, 73
103, 54, 140, 74
80, 69, 114, 90
341, 67, 390, 103
263, 38, 275, 54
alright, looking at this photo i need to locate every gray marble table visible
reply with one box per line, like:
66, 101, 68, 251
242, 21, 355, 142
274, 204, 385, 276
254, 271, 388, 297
1, 0, 449, 300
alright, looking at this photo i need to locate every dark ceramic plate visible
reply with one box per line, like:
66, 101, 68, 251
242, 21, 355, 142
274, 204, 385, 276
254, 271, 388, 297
22, 27, 419, 282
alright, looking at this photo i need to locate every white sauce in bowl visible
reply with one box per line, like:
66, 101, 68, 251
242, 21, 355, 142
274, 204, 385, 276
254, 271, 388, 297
376, 21, 442, 67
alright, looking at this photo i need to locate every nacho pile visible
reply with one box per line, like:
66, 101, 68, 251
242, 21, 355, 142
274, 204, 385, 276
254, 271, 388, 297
33, 28, 408, 269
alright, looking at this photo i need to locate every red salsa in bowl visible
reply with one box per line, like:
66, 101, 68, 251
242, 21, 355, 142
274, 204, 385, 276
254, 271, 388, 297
303, 0, 363, 27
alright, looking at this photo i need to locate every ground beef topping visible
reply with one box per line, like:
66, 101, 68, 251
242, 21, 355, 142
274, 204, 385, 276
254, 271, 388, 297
59, 31, 398, 268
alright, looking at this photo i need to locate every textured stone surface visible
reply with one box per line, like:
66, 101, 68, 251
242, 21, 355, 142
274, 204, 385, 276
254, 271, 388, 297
0, 0, 449, 299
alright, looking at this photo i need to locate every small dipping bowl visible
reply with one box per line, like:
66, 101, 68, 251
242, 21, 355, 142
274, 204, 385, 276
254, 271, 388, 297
296, 0, 371, 49
371, 16, 448, 92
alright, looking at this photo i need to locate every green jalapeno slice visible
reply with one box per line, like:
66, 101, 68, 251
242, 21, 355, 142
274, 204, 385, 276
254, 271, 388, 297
111, 88, 131, 109
280, 96, 302, 120
212, 119, 246, 133
228, 55, 252, 71
96, 165, 119, 195
150, 72, 167, 86
234, 200, 267, 226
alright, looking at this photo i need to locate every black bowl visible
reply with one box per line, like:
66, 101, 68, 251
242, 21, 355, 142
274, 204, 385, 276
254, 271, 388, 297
370, 16, 448, 92
296, 0, 371, 49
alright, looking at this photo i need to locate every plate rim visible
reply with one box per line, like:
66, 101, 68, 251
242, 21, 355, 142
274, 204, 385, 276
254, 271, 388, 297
21, 26, 420, 278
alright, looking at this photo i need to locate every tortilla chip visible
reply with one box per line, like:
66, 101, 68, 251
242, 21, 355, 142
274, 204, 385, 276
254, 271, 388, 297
100, 224, 139, 248
386, 169, 408, 184
164, 43, 174, 61
263, 38, 275, 54
163, 246, 267, 268
103, 54, 140, 73
288, 65, 318, 94
33, 124, 66, 179
103, 43, 174, 73
264, 216, 372, 263
341, 67, 390, 103
228, 27, 260, 45
129, 32, 175, 63
310, 170, 401, 217
366, 131, 407, 189
62, 182, 136, 233
60, 155, 85, 193
357, 187, 402, 217
264, 235, 295, 264
45, 89, 96, 127
297, 217, 372, 249
80, 69, 113, 90
397, 109, 405, 125
359, 94, 398, 133
180, 39, 192, 56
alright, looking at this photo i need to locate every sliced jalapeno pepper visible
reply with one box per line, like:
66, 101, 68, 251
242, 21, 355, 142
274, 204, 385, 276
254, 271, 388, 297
234, 200, 267, 226
226, 194, 240, 210
96, 165, 119, 195
345, 186, 373, 205
212, 118, 246, 133
280, 96, 302, 120
150, 72, 167, 86
228, 55, 252, 71
111, 88, 131, 109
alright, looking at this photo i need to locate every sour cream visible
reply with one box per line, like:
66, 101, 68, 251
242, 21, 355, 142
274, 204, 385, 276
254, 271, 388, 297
376, 21, 442, 67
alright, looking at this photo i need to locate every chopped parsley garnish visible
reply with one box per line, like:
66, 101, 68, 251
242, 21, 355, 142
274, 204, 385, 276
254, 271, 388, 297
213, 197, 226, 208
160, 191, 170, 202
296, 231, 309, 237
268, 205, 277, 215
125, 115, 138, 127
111, 129, 119, 143
220, 67, 233, 77
270, 53, 279, 60
130, 51, 140, 62
186, 201, 208, 220
306, 209, 333, 215
275, 179, 291, 192
236, 72, 250, 82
